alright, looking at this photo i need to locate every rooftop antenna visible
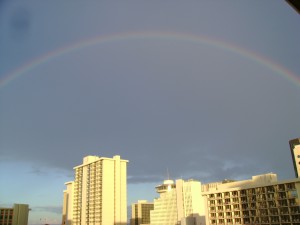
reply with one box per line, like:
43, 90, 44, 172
167, 167, 170, 180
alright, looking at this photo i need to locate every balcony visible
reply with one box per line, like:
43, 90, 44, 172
267, 189, 275, 193
216, 196, 222, 199
278, 188, 286, 192
270, 212, 279, 216
280, 211, 290, 215
291, 206, 300, 214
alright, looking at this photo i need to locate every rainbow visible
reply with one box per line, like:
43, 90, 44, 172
0, 31, 299, 88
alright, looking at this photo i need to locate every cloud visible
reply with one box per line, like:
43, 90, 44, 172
0, 0, 299, 201
32, 206, 62, 214
0, 203, 14, 208
128, 175, 164, 184
28, 167, 48, 176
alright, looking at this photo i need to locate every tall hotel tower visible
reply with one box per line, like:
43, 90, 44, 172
290, 138, 300, 178
62, 155, 128, 225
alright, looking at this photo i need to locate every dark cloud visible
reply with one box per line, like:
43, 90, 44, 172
0, 0, 299, 210
27, 166, 73, 180
0, 3, 299, 225
128, 175, 165, 184
9, 6, 31, 35
0, 50, 299, 184
28, 167, 48, 176
0, 4, 32, 41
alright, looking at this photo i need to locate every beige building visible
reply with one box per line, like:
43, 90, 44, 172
149, 179, 206, 225
136, 174, 300, 225
62, 155, 128, 225
130, 200, 154, 225
202, 173, 300, 225
0, 204, 29, 225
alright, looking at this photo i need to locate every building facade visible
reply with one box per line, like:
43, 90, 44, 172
62, 181, 74, 225
62, 155, 128, 225
138, 174, 300, 225
130, 200, 154, 225
149, 179, 206, 225
0, 204, 29, 225
202, 173, 300, 225
290, 138, 300, 178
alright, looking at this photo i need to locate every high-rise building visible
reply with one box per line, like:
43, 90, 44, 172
0, 204, 29, 225
130, 200, 154, 225
290, 138, 300, 178
62, 155, 128, 225
150, 179, 206, 225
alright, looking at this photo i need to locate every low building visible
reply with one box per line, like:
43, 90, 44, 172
130, 200, 154, 225
0, 204, 29, 225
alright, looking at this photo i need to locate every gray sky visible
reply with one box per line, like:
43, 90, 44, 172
0, 1, 300, 224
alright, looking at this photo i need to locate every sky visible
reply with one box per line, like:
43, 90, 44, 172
0, 1, 300, 224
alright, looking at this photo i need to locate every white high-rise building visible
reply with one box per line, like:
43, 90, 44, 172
150, 179, 206, 225
62, 155, 128, 225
